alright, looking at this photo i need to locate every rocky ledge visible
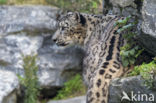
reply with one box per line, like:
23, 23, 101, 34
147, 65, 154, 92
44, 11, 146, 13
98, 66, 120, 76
109, 76, 156, 103
104, 0, 156, 56
47, 76, 156, 103
47, 96, 86, 103
0, 70, 19, 103
0, 5, 84, 103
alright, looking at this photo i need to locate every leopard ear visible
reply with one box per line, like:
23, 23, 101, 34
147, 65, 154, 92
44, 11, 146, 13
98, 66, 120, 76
73, 12, 86, 26
74, 12, 86, 26
74, 11, 80, 21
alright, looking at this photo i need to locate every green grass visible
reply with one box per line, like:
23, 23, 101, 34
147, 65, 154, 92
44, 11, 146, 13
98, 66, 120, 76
47, 0, 102, 14
0, 0, 102, 14
115, 16, 145, 67
0, 0, 7, 4
18, 55, 40, 103
0, 0, 47, 5
53, 74, 86, 100
129, 58, 156, 88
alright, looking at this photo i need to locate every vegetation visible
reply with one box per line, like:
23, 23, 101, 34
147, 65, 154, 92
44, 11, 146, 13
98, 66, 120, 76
0, 0, 7, 4
18, 55, 86, 102
53, 74, 86, 100
47, 0, 102, 13
120, 43, 144, 67
115, 14, 156, 89
0, 0, 102, 14
130, 58, 156, 89
115, 17, 144, 67
0, 0, 47, 5
18, 55, 40, 103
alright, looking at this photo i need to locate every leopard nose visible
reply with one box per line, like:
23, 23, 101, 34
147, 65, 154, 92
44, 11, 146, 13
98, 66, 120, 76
53, 38, 57, 42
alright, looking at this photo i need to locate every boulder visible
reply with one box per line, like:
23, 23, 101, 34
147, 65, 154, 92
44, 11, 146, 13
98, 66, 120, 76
139, 0, 156, 55
105, 0, 139, 17
0, 34, 43, 75
142, 0, 156, 38
110, 0, 136, 8
103, 0, 156, 55
38, 41, 84, 87
109, 76, 156, 103
0, 34, 84, 88
0, 5, 84, 89
0, 5, 58, 36
0, 70, 19, 103
47, 75, 156, 103
47, 96, 86, 103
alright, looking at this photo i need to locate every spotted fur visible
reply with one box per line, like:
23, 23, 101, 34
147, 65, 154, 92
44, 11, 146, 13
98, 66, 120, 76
52, 12, 132, 103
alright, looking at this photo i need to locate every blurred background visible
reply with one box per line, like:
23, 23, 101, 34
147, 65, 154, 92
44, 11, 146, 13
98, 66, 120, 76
0, 0, 103, 13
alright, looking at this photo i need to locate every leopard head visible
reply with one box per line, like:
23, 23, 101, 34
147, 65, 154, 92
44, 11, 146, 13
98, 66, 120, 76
52, 12, 87, 46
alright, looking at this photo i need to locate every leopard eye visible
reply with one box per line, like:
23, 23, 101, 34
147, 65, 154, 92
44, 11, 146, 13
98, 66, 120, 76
62, 26, 67, 30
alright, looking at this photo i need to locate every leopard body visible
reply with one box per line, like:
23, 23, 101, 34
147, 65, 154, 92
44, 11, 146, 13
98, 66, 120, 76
52, 12, 132, 103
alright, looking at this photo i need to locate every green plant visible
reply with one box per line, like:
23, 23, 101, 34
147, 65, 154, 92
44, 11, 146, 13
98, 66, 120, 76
115, 17, 144, 67
46, 0, 102, 14
120, 45, 144, 67
0, 0, 7, 4
130, 59, 156, 88
114, 16, 131, 27
2, 0, 47, 5
53, 74, 86, 100
18, 55, 40, 103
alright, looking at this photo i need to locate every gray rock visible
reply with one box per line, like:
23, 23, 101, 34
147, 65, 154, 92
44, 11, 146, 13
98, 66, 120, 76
108, 0, 139, 17
142, 0, 156, 37
0, 30, 84, 89
47, 76, 156, 103
0, 70, 19, 103
47, 96, 86, 103
103, 0, 156, 55
109, 76, 156, 103
0, 5, 58, 36
0, 33, 84, 98
37, 36, 84, 87
110, 0, 136, 8
139, 0, 156, 55
0, 34, 43, 74
0, 6, 84, 88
